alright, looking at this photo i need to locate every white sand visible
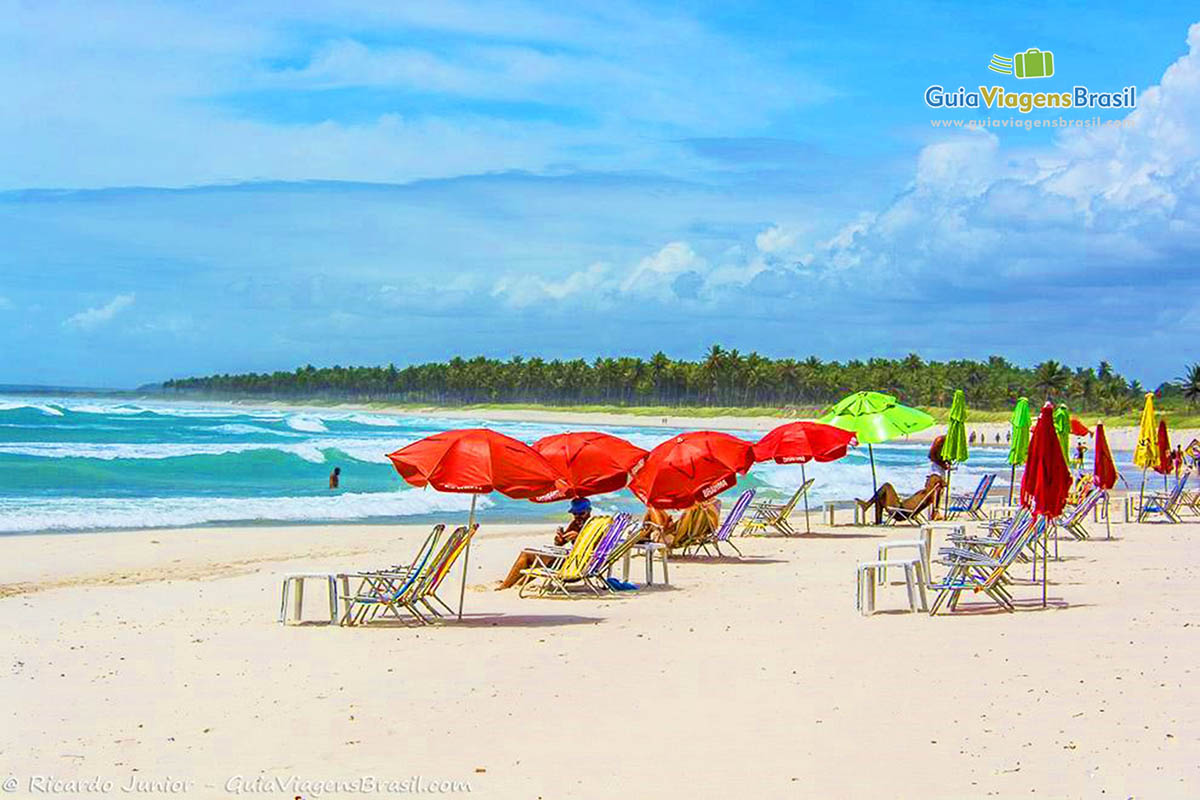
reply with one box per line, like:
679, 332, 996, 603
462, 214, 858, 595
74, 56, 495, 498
3, 506, 1199, 798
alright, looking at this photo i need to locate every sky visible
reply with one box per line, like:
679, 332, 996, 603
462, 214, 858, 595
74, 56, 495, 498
2, 1, 1199, 388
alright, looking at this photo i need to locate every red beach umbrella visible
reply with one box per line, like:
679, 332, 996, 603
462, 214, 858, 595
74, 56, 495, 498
1020, 402, 1073, 606
388, 428, 566, 500
753, 421, 857, 533
532, 431, 647, 498
1093, 423, 1118, 540
1153, 419, 1173, 476
1093, 423, 1118, 492
388, 429, 568, 618
1069, 417, 1091, 436
629, 431, 755, 509
753, 420, 857, 464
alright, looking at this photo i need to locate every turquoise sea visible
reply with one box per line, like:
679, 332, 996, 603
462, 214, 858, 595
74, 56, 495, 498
0, 396, 1138, 534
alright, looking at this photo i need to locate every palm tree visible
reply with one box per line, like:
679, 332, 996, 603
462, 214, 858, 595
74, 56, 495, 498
1033, 360, 1070, 399
1180, 363, 1200, 408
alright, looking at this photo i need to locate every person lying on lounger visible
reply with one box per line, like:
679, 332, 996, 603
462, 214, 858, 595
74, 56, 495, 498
496, 497, 592, 590
855, 474, 944, 525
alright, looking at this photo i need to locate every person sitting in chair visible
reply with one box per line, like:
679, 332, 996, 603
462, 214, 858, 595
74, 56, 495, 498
856, 474, 945, 525
496, 497, 592, 590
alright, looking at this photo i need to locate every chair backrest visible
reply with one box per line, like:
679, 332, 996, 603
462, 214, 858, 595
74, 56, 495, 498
776, 480, 813, 518
985, 516, 1044, 587
417, 524, 474, 596
559, 516, 609, 580
715, 489, 756, 542
399, 524, 444, 571
585, 513, 633, 575
1063, 489, 1102, 524
972, 474, 997, 509
1168, 474, 1190, 506
387, 528, 445, 600
583, 515, 624, 573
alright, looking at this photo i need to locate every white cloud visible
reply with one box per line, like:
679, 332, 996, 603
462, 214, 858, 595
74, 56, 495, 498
755, 224, 799, 254
64, 294, 135, 331
804, 22, 1200, 294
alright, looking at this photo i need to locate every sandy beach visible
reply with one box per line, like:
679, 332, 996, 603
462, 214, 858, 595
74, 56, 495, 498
3, 503, 1198, 799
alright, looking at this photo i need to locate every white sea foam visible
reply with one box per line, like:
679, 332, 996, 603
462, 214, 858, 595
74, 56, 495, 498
0, 441, 330, 462
340, 413, 402, 427
0, 401, 64, 416
286, 414, 328, 433
211, 423, 302, 437
0, 490, 491, 533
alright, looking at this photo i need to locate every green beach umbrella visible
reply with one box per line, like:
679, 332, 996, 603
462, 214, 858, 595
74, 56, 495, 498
940, 389, 969, 514
1007, 397, 1031, 503
1053, 403, 1071, 463
819, 391, 935, 502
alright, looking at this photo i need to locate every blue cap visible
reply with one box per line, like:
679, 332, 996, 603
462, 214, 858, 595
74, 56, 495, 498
569, 497, 592, 515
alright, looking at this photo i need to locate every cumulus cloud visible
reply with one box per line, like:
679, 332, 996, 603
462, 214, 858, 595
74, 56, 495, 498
64, 294, 135, 331
800, 22, 1200, 299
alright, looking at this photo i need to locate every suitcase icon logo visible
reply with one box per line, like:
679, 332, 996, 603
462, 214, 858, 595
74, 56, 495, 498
988, 48, 1055, 79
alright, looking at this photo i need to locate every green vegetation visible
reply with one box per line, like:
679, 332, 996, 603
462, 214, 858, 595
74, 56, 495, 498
161, 347, 1196, 417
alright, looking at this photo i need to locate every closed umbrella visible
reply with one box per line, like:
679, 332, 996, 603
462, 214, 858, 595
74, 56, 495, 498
1093, 422, 1118, 539
753, 421, 857, 532
818, 391, 935, 501
630, 431, 754, 509
940, 389, 970, 515
1132, 393, 1158, 521
1154, 418, 1173, 492
1020, 402, 1072, 607
388, 429, 568, 619
1007, 397, 1032, 504
532, 431, 647, 498
1053, 404, 1071, 464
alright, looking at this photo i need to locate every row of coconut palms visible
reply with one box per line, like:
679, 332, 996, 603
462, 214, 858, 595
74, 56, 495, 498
159, 348, 1199, 413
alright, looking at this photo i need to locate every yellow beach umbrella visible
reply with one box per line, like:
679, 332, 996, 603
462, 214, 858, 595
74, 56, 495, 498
1132, 393, 1158, 520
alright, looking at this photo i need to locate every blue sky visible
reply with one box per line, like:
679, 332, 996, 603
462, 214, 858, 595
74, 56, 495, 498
2, 1, 1199, 388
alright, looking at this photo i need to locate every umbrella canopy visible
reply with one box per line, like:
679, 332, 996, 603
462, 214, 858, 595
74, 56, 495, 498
1154, 419, 1173, 475
819, 391, 935, 502
388, 428, 567, 500
1093, 423, 1118, 491
753, 420, 857, 464
940, 389, 969, 464
1021, 402, 1073, 607
1053, 404, 1071, 463
531, 431, 647, 497
1070, 417, 1091, 436
629, 431, 754, 509
1021, 402, 1073, 520
818, 391, 935, 443
1132, 393, 1158, 470
1007, 398, 1032, 466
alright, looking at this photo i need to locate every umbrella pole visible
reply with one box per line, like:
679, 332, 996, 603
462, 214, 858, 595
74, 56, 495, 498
1042, 521, 1048, 608
1008, 465, 1016, 505
457, 494, 477, 622
1104, 492, 1112, 540
944, 466, 952, 519
801, 461, 811, 534
1136, 468, 1147, 523
868, 444, 878, 504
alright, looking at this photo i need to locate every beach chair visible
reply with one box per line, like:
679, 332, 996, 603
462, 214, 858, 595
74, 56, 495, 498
405, 524, 478, 621
518, 516, 609, 598
945, 474, 996, 520
379, 524, 445, 575
883, 484, 940, 526
928, 515, 1043, 615
740, 480, 811, 536
682, 489, 755, 557
570, 513, 636, 594
338, 527, 446, 626
1138, 475, 1190, 523
1058, 490, 1103, 540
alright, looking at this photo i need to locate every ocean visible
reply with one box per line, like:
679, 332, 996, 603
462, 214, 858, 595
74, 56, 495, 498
0, 395, 1136, 534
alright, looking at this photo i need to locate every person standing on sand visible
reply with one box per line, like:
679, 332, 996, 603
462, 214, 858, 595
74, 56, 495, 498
329, 467, 340, 490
